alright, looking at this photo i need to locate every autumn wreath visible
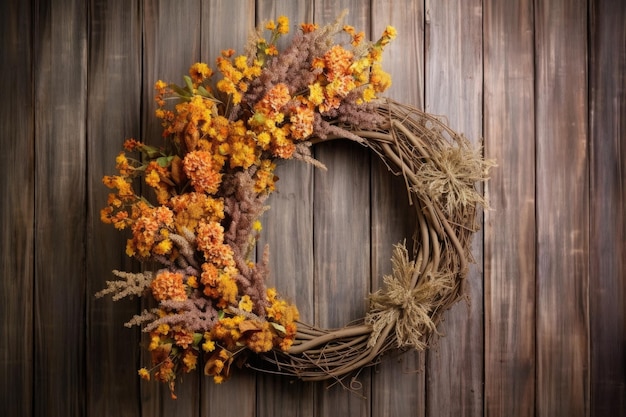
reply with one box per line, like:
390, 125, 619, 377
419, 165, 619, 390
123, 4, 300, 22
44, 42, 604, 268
97, 12, 492, 397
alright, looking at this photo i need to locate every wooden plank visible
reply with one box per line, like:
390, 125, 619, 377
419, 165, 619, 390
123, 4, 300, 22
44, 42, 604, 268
588, 0, 626, 415
369, 2, 426, 417
312, 3, 373, 415
423, 0, 484, 415
200, 0, 255, 63
534, 0, 589, 415
0, 1, 34, 416
483, 0, 536, 416
86, 1, 143, 416
313, 139, 372, 411
371, 1, 424, 109
314, 0, 372, 342
197, 2, 259, 417
32, 0, 88, 416
141, 1, 202, 415
253, 2, 317, 417
142, 0, 202, 145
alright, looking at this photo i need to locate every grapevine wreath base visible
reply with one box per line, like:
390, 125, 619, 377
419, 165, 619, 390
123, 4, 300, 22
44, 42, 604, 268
254, 98, 490, 382
96, 13, 492, 397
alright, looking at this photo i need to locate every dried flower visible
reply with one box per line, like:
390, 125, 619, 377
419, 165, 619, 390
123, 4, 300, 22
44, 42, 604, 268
151, 271, 187, 302
98, 11, 394, 393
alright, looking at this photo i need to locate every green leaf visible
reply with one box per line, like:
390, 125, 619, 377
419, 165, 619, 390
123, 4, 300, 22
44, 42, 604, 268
197, 86, 221, 102
169, 83, 190, 98
156, 155, 174, 167
270, 322, 286, 334
184, 75, 194, 92
197, 85, 209, 97
142, 145, 162, 159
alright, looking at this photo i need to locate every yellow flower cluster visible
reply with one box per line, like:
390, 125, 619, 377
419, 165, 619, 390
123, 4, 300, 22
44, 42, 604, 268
198, 286, 301, 382
266, 287, 300, 350
216, 50, 263, 105
143, 317, 200, 398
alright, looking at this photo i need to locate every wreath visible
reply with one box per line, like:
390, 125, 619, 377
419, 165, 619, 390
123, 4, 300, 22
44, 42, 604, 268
97, 12, 492, 398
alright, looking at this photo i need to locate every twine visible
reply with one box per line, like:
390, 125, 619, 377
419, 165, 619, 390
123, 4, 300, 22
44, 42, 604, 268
365, 243, 454, 350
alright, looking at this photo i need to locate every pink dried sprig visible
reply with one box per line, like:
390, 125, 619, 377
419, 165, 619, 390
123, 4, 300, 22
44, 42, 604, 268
152, 254, 200, 278
221, 169, 271, 314
169, 231, 200, 270
95, 270, 154, 301
143, 294, 220, 333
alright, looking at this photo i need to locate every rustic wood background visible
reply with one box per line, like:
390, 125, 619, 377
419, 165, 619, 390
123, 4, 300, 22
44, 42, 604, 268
1, 0, 624, 416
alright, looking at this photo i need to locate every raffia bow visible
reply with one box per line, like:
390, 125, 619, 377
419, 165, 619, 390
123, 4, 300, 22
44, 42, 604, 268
365, 242, 455, 350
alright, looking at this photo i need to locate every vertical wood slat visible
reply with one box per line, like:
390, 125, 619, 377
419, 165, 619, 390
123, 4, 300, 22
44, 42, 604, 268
254, 2, 317, 417
589, 0, 626, 415
86, 1, 142, 416
198, 1, 258, 417
312, 2, 373, 415
535, 0, 589, 415
483, 0, 536, 416
0, 1, 34, 417
369, 2, 426, 417
424, 0, 484, 415
33, 0, 88, 416
141, 1, 202, 415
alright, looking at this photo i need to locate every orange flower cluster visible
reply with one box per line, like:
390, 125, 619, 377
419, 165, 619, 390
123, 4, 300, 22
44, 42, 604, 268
100, 14, 395, 396
312, 24, 396, 108
151, 271, 187, 301
142, 317, 200, 398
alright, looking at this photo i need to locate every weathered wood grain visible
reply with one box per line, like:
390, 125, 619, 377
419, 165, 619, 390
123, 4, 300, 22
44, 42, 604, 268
33, 0, 88, 416
6, 0, 626, 415
141, 1, 202, 415
200, 0, 255, 64
313, 140, 372, 411
197, 2, 258, 417
369, 2, 426, 417
142, 0, 202, 147
312, 3, 373, 415
483, 0, 536, 416
424, 0, 484, 415
86, 1, 143, 416
0, 1, 34, 416
254, 2, 317, 417
371, 0, 424, 109
589, 0, 626, 415
535, 0, 589, 415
